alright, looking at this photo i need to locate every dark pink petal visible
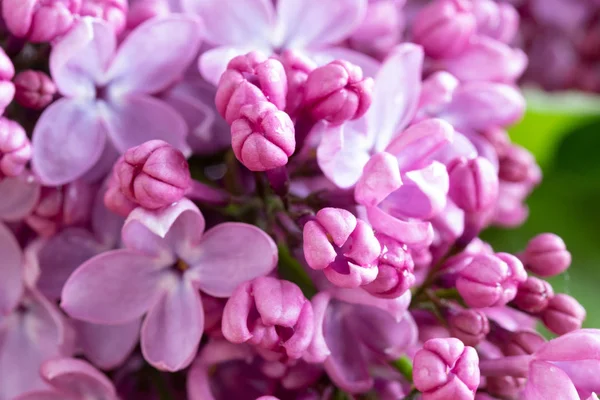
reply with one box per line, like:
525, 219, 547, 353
535, 329, 600, 362
61, 250, 163, 324
0, 222, 23, 315
0, 174, 41, 221
73, 319, 141, 370
182, 0, 274, 47
32, 99, 107, 186
101, 93, 189, 155
276, 0, 367, 49
141, 279, 204, 371
368, 44, 424, 152
50, 19, 116, 98
40, 357, 117, 399
522, 361, 579, 400
189, 223, 277, 297
13, 392, 68, 400
106, 16, 202, 94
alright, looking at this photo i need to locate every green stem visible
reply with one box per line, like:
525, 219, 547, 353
390, 355, 413, 383
277, 243, 317, 298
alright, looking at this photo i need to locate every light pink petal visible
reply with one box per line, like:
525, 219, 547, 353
331, 288, 412, 323
36, 228, 104, 301
554, 360, 600, 398
355, 152, 402, 207
125, 198, 203, 239
50, 19, 116, 98
308, 47, 380, 78
535, 329, 600, 362
60, 250, 164, 324
366, 206, 433, 246
182, 0, 274, 47
100, 94, 190, 155
198, 45, 258, 85
369, 44, 424, 152
0, 222, 23, 315
120, 220, 176, 264
276, 0, 367, 49
316, 121, 372, 189
141, 279, 203, 371
0, 174, 41, 221
32, 99, 107, 186
106, 16, 202, 95
40, 358, 117, 399
385, 118, 454, 171
74, 319, 141, 370
433, 131, 478, 167
522, 361, 579, 400
164, 210, 207, 260
189, 223, 277, 297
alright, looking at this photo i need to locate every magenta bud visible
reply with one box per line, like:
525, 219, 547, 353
498, 144, 535, 183
104, 164, 137, 217
485, 376, 526, 399
230, 101, 295, 172
280, 50, 316, 118
303, 60, 373, 125
303, 207, 380, 288
480, 127, 510, 157
412, 0, 476, 59
348, 0, 402, 59
363, 235, 415, 298
524, 233, 571, 277
2, 0, 81, 43
13, 70, 56, 110
471, 0, 519, 44
513, 276, 554, 313
448, 157, 499, 213
503, 330, 546, 356
413, 337, 480, 400
80, 0, 128, 34
448, 309, 489, 346
541, 294, 586, 335
0, 48, 15, 113
116, 140, 191, 210
126, 0, 169, 30
222, 277, 314, 360
456, 253, 526, 308
0, 118, 31, 178
216, 52, 288, 124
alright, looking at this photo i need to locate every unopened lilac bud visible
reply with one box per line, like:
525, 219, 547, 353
280, 50, 316, 118
116, 140, 191, 210
126, 0, 169, 29
348, 0, 402, 59
503, 330, 545, 356
13, 70, 56, 110
480, 127, 510, 157
524, 233, 571, 277
485, 376, 525, 399
499, 144, 535, 183
364, 235, 415, 298
448, 157, 499, 213
448, 309, 489, 346
472, 0, 519, 43
216, 52, 287, 124
0, 118, 31, 177
303, 207, 380, 288
513, 276, 554, 313
2, 0, 81, 43
413, 338, 480, 400
303, 60, 373, 125
104, 164, 136, 217
222, 277, 314, 360
230, 101, 295, 172
456, 253, 526, 308
0, 48, 15, 113
541, 294, 586, 335
412, 0, 476, 59
80, 0, 128, 34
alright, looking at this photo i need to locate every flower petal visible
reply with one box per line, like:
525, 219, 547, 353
61, 250, 163, 324
100, 94, 190, 155
355, 152, 402, 207
125, 198, 203, 240
40, 358, 117, 399
13, 392, 66, 400
535, 329, 600, 362
198, 45, 258, 85
91, 185, 124, 248
307, 47, 380, 78
276, 0, 367, 49
182, 0, 275, 47
0, 174, 41, 221
0, 222, 23, 315
522, 361, 579, 400
74, 319, 141, 370
366, 206, 433, 246
106, 16, 202, 95
141, 279, 203, 371
32, 99, 107, 186
50, 19, 116, 98
369, 44, 424, 152
189, 223, 277, 297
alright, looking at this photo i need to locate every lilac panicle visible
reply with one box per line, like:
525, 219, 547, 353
303, 207, 380, 288
13, 70, 57, 110
303, 60, 373, 125
222, 277, 314, 361
0, 118, 32, 178
0, 48, 15, 114
524, 233, 572, 277
541, 293, 586, 335
513, 276, 554, 313
230, 102, 296, 172
413, 337, 480, 400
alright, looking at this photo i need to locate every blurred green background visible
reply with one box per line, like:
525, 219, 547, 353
482, 90, 600, 328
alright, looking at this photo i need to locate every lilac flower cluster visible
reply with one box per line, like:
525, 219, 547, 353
0, 0, 597, 399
